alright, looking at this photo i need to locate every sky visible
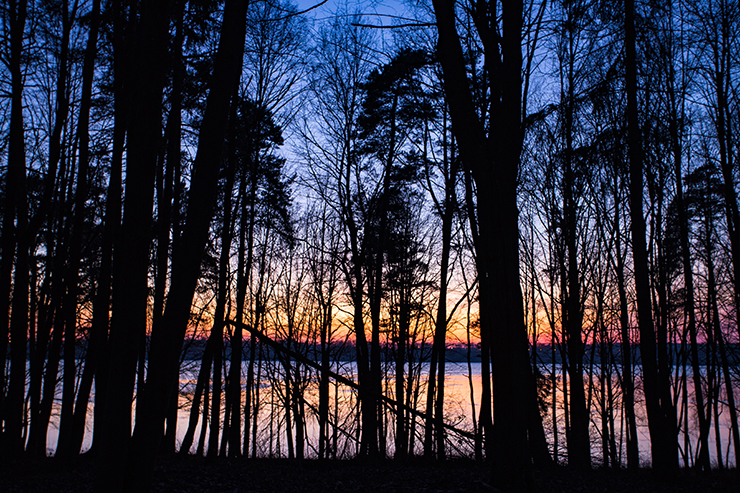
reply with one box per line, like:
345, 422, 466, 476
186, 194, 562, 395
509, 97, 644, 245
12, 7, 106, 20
294, 0, 414, 26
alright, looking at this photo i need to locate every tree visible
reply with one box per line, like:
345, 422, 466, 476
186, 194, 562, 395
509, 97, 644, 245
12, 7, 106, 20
95, 0, 249, 489
1, 0, 29, 457
625, 0, 678, 471
56, 0, 102, 458
432, 0, 550, 487
356, 47, 433, 457
95, 0, 173, 488
421, 100, 462, 460
302, 10, 379, 457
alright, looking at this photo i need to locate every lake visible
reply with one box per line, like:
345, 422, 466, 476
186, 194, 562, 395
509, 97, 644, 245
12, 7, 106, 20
43, 360, 737, 467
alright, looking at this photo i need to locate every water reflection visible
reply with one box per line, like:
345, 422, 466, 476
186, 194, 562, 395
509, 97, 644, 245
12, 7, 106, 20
44, 361, 737, 467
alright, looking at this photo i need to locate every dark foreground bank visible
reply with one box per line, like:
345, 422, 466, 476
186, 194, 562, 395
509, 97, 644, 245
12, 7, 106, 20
0, 454, 736, 492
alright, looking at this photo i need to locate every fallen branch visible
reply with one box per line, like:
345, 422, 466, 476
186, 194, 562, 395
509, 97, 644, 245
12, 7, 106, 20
225, 319, 476, 441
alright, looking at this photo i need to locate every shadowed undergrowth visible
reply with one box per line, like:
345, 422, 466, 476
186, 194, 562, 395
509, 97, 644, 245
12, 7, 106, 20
0, 454, 736, 492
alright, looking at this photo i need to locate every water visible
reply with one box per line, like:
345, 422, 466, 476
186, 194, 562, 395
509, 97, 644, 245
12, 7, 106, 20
42, 360, 737, 467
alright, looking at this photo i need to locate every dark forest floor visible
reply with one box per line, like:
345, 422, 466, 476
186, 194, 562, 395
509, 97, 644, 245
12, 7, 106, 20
0, 454, 737, 493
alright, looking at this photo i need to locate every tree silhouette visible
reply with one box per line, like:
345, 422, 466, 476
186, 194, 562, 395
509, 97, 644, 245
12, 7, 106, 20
2, 0, 740, 483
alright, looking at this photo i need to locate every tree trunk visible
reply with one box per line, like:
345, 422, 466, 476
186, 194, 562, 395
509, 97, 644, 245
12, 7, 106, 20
625, 0, 677, 471
432, 0, 546, 487
394, 288, 408, 459
90, 0, 129, 454
425, 117, 456, 460
94, 0, 173, 489
669, 87, 710, 471
611, 171, 639, 469
180, 337, 215, 455
318, 291, 332, 459
57, 0, 101, 458
3, 0, 30, 457
125, 0, 249, 488
207, 159, 237, 458
562, 62, 590, 470
343, 166, 374, 457
226, 101, 245, 458
56, 0, 80, 458
156, 1, 186, 452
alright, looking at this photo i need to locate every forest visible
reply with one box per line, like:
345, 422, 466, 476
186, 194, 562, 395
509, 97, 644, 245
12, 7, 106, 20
0, 0, 739, 491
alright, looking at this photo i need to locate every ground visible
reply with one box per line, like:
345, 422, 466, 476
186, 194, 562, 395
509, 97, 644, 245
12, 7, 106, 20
0, 454, 737, 492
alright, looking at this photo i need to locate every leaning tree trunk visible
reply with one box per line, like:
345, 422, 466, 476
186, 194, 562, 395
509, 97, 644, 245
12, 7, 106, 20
89, 0, 128, 454
179, 336, 215, 455
57, 0, 101, 458
124, 1, 249, 490
94, 0, 172, 489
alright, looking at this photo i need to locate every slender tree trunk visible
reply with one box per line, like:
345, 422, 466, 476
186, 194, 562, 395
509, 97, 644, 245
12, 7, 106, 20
318, 298, 331, 459
395, 291, 408, 459
3, 0, 30, 457
57, 0, 82, 457
226, 101, 245, 458
240, 139, 260, 458
207, 161, 236, 458
425, 119, 456, 460
600, 323, 609, 468
163, 375, 179, 453
463, 169, 492, 458
714, 299, 740, 468
611, 174, 639, 468
294, 362, 304, 460
219, 374, 231, 456
625, 0, 677, 471
252, 339, 264, 458
57, 0, 101, 458
90, 0, 129, 453
196, 378, 210, 456
559, 30, 590, 465
180, 337, 215, 455
669, 89, 710, 471
244, 330, 257, 457
433, 230, 450, 461
27, 145, 74, 457
607, 343, 618, 467
33, 305, 65, 456
157, 0, 185, 455
27, 265, 53, 456
368, 117, 397, 457
343, 169, 374, 457
706, 209, 733, 469
0, 0, 25, 420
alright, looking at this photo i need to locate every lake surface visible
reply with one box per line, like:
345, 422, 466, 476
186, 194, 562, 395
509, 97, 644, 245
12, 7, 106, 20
44, 360, 737, 467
